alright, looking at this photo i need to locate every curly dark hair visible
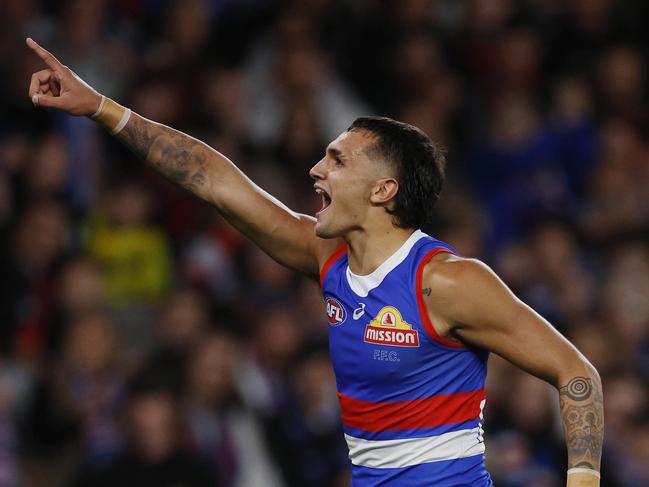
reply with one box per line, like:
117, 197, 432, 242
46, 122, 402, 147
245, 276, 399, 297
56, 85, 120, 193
347, 116, 446, 229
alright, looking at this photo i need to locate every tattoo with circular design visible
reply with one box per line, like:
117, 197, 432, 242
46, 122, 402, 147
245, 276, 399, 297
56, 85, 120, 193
560, 377, 593, 401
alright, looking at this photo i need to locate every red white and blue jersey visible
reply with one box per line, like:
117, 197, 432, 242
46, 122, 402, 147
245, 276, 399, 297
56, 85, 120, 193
321, 230, 493, 486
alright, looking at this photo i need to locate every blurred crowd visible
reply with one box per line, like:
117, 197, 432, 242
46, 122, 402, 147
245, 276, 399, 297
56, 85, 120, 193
1, 0, 649, 486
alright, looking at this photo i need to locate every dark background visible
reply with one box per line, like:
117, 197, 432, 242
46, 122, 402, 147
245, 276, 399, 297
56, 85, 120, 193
0, 0, 648, 486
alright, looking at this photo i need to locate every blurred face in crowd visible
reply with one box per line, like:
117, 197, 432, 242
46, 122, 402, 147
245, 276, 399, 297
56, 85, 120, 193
157, 290, 209, 350
28, 134, 68, 196
127, 392, 179, 462
293, 352, 336, 414
599, 47, 645, 103
254, 307, 303, 370
470, 0, 513, 32
507, 374, 554, 435
14, 201, 69, 273
246, 245, 294, 289
107, 183, 152, 227
273, 11, 322, 93
604, 375, 647, 435
188, 333, 237, 407
62, 0, 105, 47
59, 258, 104, 316
487, 431, 531, 475
309, 130, 396, 238
64, 313, 117, 376
491, 95, 538, 146
498, 29, 540, 88
165, 0, 209, 55
0, 173, 12, 226
604, 244, 649, 350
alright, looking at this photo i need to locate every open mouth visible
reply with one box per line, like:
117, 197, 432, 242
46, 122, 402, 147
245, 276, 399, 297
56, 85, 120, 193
315, 187, 332, 216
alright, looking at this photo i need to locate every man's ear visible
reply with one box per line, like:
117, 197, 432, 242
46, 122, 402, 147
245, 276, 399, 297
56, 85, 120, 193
369, 178, 399, 206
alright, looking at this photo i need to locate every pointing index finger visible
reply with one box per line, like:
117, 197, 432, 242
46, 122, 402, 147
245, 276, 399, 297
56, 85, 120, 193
26, 37, 63, 71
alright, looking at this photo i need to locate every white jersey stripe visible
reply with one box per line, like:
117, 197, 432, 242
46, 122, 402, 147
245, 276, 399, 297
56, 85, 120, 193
345, 427, 485, 469
346, 229, 427, 297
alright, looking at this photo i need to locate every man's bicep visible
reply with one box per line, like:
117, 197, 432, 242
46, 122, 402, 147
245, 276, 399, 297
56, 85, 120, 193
224, 197, 324, 278
460, 299, 577, 384
224, 192, 343, 280
434, 259, 582, 385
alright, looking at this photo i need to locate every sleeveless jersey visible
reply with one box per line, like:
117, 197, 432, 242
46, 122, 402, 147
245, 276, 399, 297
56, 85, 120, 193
320, 230, 493, 486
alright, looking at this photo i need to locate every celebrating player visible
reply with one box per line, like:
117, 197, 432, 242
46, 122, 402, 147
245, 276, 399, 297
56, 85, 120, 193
27, 37, 603, 486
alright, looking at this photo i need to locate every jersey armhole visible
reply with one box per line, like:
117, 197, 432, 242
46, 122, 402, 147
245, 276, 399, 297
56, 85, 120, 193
319, 245, 348, 287
416, 248, 465, 349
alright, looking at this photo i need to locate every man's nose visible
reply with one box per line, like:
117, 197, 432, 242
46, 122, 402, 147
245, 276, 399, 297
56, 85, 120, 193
309, 158, 326, 180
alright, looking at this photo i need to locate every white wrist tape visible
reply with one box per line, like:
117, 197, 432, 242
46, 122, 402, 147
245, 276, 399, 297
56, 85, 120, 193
567, 468, 600, 478
89, 96, 131, 135
110, 108, 131, 135
90, 95, 106, 119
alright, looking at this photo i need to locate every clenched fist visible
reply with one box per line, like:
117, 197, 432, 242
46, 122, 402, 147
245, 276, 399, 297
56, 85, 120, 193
27, 37, 102, 116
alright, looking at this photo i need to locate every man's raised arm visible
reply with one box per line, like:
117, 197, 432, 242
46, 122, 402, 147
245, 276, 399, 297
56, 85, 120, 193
26, 37, 339, 278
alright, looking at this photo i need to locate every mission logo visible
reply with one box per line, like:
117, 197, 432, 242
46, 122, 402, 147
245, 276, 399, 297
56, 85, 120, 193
364, 306, 419, 347
325, 297, 346, 326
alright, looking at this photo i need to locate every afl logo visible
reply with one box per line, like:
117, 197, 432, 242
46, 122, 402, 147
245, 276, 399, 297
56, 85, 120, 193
325, 297, 346, 326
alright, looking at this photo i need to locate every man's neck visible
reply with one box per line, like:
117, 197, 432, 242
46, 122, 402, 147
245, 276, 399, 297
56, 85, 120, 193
345, 225, 417, 275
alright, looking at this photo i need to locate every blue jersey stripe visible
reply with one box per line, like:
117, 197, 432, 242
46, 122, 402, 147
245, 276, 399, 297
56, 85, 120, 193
337, 355, 487, 403
351, 454, 492, 487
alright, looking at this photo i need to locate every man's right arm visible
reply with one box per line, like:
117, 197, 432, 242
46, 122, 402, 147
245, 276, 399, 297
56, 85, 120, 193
115, 111, 330, 277
26, 37, 341, 278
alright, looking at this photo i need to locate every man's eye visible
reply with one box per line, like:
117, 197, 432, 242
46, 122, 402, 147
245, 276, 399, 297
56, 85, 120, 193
335, 158, 344, 166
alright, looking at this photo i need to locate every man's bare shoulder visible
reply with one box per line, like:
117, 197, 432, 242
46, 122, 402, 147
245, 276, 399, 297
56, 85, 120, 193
423, 252, 494, 284
421, 253, 505, 310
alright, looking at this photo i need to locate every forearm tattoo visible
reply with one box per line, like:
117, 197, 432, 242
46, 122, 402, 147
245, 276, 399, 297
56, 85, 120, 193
559, 376, 604, 470
116, 113, 209, 196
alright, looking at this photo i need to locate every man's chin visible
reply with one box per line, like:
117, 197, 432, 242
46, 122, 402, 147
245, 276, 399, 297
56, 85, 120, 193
314, 221, 340, 239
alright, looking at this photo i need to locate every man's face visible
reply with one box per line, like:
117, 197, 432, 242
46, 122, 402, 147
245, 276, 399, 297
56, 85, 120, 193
309, 129, 386, 238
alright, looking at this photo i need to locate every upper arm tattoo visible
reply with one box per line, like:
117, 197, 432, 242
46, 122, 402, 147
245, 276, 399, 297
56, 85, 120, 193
559, 376, 604, 470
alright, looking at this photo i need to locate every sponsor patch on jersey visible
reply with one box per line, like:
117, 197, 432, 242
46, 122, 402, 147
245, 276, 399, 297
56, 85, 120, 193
325, 297, 346, 326
364, 306, 419, 347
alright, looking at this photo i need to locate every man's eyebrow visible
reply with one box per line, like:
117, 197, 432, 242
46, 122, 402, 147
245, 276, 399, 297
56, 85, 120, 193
327, 147, 345, 159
